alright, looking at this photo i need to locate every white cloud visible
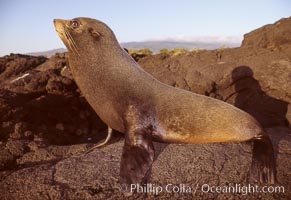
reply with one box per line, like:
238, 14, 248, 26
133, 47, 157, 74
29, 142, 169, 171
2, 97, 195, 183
145, 35, 243, 44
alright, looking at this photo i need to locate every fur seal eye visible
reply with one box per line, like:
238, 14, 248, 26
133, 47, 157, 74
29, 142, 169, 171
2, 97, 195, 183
71, 20, 80, 28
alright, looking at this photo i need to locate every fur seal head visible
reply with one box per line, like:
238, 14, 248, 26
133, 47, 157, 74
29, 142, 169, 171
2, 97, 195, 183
54, 17, 118, 57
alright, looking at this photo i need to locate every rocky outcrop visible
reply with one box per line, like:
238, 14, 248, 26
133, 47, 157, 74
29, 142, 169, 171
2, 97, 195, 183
241, 17, 291, 50
0, 54, 47, 84
0, 53, 108, 172
139, 46, 291, 127
0, 17, 291, 199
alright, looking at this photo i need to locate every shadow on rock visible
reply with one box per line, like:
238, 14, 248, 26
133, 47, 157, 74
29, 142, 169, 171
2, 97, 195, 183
231, 66, 289, 127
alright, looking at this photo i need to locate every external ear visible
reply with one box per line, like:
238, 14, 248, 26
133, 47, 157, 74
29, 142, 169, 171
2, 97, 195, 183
88, 28, 101, 39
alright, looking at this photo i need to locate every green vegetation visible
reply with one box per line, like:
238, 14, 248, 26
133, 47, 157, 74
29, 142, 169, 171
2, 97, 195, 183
190, 47, 205, 52
218, 45, 227, 50
128, 47, 203, 56
170, 48, 188, 55
159, 48, 193, 56
159, 48, 170, 54
128, 48, 153, 55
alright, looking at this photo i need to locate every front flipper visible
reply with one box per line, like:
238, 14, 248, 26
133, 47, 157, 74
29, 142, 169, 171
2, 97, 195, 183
119, 127, 154, 194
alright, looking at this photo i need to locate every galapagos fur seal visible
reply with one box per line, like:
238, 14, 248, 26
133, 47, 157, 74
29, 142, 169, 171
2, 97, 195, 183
54, 17, 276, 188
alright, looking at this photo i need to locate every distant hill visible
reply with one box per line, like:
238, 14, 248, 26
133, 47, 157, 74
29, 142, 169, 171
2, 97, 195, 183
121, 40, 240, 52
26, 39, 240, 57
27, 48, 67, 57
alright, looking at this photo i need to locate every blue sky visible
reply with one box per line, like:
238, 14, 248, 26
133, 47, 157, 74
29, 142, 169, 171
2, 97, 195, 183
0, 0, 290, 56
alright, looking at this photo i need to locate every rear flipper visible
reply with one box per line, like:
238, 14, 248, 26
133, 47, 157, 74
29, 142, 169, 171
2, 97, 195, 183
250, 134, 276, 184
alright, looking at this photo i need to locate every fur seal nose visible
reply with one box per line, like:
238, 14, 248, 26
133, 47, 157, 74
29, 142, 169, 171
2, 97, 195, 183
53, 19, 65, 31
53, 19, 65, 36
53, 19, 60, 25
54, 19, 65, 26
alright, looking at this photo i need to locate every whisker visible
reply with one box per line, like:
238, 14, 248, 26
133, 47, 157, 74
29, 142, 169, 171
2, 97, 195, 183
64, 25, 80, 57
63, 26, 76, 55
64, 30, 77, 56
66, 30, 80, 56
64, 29, 80, 56
65, 36, 76, 56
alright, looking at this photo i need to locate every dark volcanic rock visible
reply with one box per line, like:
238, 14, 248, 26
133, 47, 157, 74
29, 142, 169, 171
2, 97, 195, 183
130, 53, 148, 62
242, 17, 291, 50
0, 127, 290, 199
0, 54, 47, 84
0, 53, 108, 173
36, 52, 68, 71
0, 17, 291, 199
